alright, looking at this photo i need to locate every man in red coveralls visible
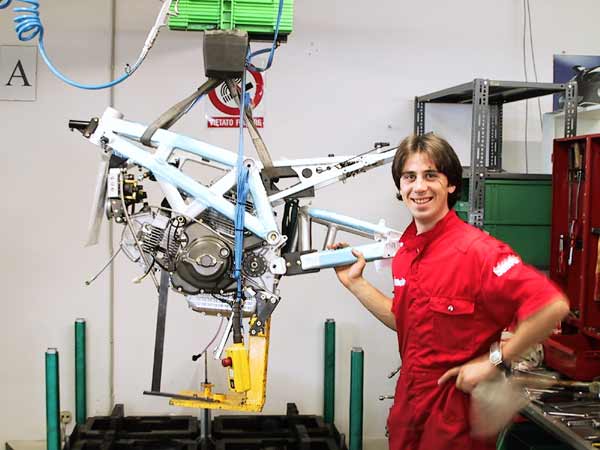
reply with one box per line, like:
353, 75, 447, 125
331, 133, 569, 450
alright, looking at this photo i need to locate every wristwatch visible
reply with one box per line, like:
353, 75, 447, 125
489, 342, 511, 374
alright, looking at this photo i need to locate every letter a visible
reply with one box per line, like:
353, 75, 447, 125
6, 60, 31, 87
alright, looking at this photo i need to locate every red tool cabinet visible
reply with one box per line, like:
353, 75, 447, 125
545, 134, 600, 380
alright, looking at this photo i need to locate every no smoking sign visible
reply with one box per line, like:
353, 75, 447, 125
207, 70, 265, 128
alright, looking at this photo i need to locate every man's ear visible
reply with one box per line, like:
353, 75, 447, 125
448, 184, 456, 194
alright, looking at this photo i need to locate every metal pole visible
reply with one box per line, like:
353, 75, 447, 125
349, 347, 364, 450
75, 318, 87, 425
45, 348, 61, 450
203, 352, 211, 439
151, 270, 170, 392
323, 319, 335, 424
108, 0, 117, 411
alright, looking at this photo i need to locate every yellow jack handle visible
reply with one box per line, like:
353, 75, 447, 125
225, 342, 251, 392
170, 318, 270, 412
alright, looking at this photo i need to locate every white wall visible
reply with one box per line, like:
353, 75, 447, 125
2, 1, 600, 448
0, 0, 114, 444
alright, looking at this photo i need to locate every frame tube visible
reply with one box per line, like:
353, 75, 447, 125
298, 209, 312, 252
109, 135, 268, 239
107, 115, 238, 167
308, 208, 394, 236
300, 241, 393, 270
323, 225, 338, 250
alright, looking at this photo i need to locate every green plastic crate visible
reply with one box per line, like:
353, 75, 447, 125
168, 0, 294, 37
455, 176, 552, 269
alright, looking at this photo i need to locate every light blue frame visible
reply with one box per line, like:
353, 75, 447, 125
88, 107, 400, 271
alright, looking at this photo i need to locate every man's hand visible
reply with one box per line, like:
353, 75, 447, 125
328, 242, 366, 289
327, 242, 396, 330
437, 354, 499, 393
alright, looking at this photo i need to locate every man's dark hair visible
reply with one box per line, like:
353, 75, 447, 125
391, 133, 462, 209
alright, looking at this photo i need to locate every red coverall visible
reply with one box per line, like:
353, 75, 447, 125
388, 209, 562, 450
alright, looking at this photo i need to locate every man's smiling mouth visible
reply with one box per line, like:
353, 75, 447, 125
411, 197, 433, 205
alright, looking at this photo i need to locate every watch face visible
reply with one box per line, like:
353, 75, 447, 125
490, 344, 502, 365
490, 353, 501, 365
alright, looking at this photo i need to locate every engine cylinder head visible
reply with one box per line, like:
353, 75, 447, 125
141, 224, 165, 254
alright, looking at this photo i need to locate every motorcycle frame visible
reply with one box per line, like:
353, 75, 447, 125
86, 107, 401, 271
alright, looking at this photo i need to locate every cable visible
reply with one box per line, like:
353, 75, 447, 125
526, 0, 543, 130
119, 176, 160, 290
0, 0, 172, 90
85, 246, 123, 286
521, 0, 543, 174
247, 0, 284, 72
231, 67, 249, 344
522, 0, 529, 174
202, 1, 284, 342
191, 317, 225, 361
211, 293, 234, 305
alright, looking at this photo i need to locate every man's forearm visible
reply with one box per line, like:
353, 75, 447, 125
502, 295, 570, 363
346, 278, 396, 330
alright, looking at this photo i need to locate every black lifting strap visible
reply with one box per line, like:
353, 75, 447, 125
140, 77, 222, 147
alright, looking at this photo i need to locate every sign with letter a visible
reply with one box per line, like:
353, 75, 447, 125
0, 45, 37, 101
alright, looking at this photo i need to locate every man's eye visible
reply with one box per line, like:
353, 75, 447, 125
402, 174, 415, 181
425, 172, 439, 180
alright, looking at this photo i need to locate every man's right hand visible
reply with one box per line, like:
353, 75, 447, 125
327, 242, 396, 331
328, 242, 367, 290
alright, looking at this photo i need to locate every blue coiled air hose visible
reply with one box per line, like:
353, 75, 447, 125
0, 0, 135, 89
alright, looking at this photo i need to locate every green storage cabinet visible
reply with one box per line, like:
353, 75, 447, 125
168, 0, 294, 37
455, 175, 552, 269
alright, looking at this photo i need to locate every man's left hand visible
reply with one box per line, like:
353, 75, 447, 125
437, 355, 499, 393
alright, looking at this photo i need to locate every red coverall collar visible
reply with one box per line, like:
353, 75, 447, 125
401, 209, 459, 252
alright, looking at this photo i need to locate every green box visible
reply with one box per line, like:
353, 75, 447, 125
456, 175, 552, 269
485, 224, 551, 269
168, 0, 294, 37
482, 179, 552, 225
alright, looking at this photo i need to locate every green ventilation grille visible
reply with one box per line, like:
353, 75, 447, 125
168, 0, 294, 37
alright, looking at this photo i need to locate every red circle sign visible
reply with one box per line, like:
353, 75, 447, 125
208, 70, 264, 116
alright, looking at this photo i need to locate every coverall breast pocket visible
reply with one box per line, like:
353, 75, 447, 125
429, 297, 476, 352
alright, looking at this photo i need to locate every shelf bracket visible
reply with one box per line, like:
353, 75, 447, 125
414, 97, 426, 136
469, 78, 489, 228
564, 82, 578, 138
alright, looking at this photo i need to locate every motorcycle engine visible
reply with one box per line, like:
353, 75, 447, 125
170, 211, 236, 296
124, 206, 271, 316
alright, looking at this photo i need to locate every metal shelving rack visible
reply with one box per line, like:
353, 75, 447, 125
414, 79, 578, 228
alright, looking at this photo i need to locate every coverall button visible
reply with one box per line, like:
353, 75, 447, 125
447, 305, 454, 312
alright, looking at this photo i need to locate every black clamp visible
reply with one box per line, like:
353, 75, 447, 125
282, 251, 321, 276
250, 293, 280, 335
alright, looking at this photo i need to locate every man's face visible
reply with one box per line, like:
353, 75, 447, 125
399, 152, 456, 233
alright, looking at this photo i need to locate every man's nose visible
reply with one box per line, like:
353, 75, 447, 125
413, 175, 427, 191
